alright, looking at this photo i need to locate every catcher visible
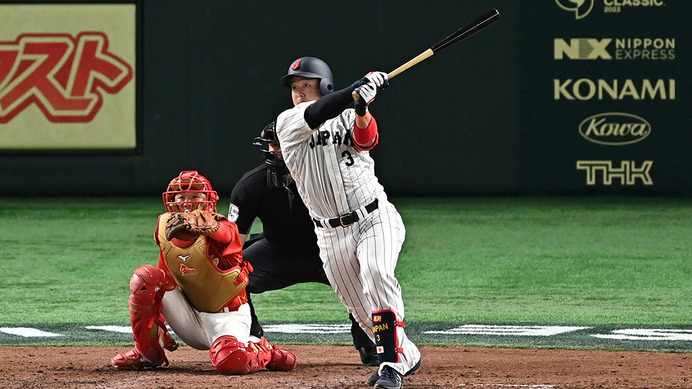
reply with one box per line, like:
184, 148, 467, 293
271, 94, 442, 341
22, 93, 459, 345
111, 170, 297, 375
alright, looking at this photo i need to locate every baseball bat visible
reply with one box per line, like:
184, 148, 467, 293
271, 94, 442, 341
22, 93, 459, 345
353, 9, 500, 100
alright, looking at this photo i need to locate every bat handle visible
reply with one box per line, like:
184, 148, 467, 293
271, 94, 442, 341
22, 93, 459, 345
352, 48, 434, 101
388, 49, 433, 79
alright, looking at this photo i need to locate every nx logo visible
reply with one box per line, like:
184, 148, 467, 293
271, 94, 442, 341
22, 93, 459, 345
579, 112, 651, 146
555, 0, 594, 19
0, 32, 133, 123
555, 38, 612, 60
576, 160, 653, 185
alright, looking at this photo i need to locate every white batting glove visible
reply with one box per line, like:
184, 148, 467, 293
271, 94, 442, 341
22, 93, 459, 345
355, 82, 378, 105
355, 71, 389, 105
363, 71, 388, 88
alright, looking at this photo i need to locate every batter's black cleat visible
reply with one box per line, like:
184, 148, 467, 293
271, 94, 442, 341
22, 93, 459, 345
366, 357, 422, 386
359, 346, 379, 366
374, 365, 403, 389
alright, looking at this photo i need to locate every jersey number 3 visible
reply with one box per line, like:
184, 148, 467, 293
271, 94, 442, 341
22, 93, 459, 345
342, 150, 354, 166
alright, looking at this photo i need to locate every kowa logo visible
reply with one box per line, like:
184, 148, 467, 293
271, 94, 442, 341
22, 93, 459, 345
579, 112, 651, 145
0, 32, 133, 123
554, 38, 675, 60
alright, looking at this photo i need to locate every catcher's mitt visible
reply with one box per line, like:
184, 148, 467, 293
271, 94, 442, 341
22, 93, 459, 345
165, 210, 221, 241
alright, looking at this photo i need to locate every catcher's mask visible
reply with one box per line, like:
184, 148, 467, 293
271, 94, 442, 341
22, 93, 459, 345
279, 56, 334, 96
253, 121, 290, 188
163, 170, 219, 213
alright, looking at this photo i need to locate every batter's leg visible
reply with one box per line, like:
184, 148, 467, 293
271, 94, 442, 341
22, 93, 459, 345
314, 261, 376, 364
357, 200, 422, 375
316, 226, 376, 340
350, 313, 379, 365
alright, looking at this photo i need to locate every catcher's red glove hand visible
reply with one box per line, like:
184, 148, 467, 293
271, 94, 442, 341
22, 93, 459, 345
165, 210, 221, 241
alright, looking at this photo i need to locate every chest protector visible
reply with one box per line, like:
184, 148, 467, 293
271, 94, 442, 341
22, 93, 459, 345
157, 214, 247, 312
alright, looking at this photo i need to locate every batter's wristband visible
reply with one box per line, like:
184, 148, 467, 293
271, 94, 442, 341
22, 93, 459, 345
353, 115, 378, 151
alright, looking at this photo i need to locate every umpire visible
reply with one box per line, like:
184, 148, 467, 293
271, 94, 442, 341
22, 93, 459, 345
228, 121, 378, 366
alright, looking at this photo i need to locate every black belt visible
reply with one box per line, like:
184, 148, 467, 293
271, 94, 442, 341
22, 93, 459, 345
314, 199, 379, 228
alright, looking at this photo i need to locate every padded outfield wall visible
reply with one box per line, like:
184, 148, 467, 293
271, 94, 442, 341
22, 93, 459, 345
0, 0, 689, 196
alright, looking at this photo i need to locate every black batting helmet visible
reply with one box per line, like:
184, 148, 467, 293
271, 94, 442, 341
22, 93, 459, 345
279, 56, 334, 95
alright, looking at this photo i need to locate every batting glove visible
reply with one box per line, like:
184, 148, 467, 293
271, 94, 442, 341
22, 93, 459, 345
355, 82, 378, 105
363, 71, 389, 89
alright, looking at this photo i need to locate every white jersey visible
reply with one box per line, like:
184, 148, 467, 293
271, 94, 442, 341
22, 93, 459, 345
276, 101, 383, 219
276, 98, 421, 377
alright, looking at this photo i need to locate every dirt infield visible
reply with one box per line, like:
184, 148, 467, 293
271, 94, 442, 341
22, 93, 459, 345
1, 345, 689, 388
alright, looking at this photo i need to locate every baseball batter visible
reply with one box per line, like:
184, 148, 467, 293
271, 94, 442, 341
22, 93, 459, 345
110, 170, 296, 375
228, 121, 379, 366
275, 57, 421, 389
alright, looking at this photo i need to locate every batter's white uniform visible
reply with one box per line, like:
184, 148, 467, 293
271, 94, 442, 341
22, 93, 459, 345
276, 101, 421, 375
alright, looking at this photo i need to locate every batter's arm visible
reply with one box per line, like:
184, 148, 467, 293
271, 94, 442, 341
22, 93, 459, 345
304, 85, 357, 129
353, 113, 378, 151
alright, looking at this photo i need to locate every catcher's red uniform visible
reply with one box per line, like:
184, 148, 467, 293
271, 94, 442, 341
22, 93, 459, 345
111, 170, 296, 374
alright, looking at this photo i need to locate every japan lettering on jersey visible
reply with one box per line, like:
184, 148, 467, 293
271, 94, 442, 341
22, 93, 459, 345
276, 102, 382, 219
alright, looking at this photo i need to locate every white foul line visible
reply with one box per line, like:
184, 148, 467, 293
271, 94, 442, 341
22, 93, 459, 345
0, 327, 61, 337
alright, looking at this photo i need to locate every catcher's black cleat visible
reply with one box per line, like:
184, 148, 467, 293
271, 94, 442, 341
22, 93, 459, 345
374, 366, 403, 389
359, 346, 379, 366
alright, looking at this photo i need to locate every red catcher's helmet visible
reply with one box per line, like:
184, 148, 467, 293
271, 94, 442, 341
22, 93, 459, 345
162, 170, 219, 213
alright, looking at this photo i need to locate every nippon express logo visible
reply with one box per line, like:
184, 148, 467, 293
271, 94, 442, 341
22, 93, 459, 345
579, 112, 651, 146
0, 32, 133, 123
554, 38, 675, 60
555, 0, 666, 19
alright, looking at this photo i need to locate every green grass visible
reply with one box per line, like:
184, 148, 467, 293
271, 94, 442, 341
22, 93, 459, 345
3, 197, 691, 326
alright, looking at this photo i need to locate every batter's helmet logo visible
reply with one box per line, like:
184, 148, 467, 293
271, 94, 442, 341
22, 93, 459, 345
0, 32, 133, 123
292, 59, 302, 70
555, 0, 594, 19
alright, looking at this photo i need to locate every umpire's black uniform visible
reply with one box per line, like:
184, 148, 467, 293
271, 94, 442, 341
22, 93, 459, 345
229, 164, 377, 365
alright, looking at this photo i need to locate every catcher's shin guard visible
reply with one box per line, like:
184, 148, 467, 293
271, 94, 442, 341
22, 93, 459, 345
251, 337, 297, 371
210, 335, 264, 375
128, 265, 178, 366
372, 310, 404, 363
209, 336, 297, 375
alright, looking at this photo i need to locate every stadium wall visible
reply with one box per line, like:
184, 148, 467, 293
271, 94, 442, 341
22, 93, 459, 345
1, 1, 689, 197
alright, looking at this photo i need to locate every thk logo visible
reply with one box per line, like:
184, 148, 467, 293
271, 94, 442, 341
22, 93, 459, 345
0, 32, 133, 123
576, 160, 653, 186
